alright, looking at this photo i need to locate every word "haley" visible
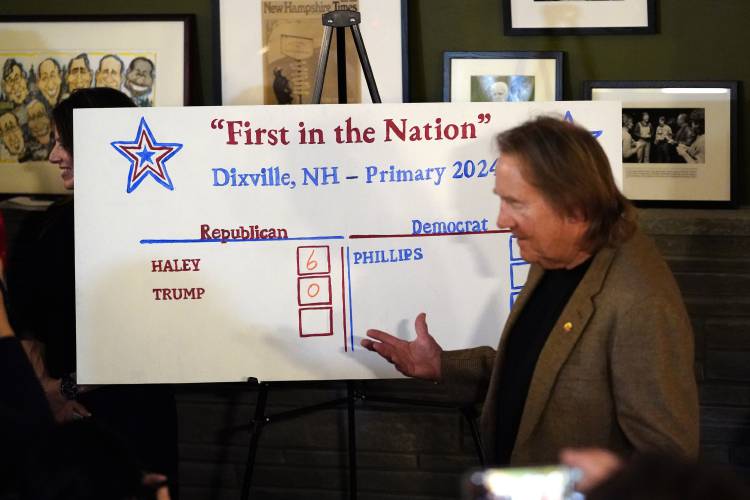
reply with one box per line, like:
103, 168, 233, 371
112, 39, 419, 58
152, 259, 201, 272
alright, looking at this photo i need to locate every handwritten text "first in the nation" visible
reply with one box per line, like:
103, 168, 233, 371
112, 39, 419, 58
208, 114, 493, 147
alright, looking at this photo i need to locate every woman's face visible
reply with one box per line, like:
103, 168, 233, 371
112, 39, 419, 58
48, 125, 74, 190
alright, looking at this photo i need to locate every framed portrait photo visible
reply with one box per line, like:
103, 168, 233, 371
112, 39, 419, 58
214, 0, 408, 105
443, 51, 563, 103
584, 81, 739, 208
0, 14, 192, 194
503, 0, 656, 36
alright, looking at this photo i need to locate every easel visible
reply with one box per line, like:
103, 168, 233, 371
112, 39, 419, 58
234, 10, 486, 500
236, 380, 485, 500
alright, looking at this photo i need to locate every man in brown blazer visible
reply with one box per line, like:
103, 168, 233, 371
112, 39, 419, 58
362, 116, 699, 469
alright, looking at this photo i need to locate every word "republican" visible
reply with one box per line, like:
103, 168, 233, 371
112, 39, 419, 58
200, 224, 289, 241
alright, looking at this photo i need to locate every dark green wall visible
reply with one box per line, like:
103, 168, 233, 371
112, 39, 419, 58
410, 0, 749, 204
2, 0, 748, 202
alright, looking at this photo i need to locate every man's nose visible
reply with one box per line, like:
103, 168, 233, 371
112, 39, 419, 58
496, 205, 511, 229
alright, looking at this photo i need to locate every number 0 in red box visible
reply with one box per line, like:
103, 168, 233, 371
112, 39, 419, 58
298, 276, 332, 306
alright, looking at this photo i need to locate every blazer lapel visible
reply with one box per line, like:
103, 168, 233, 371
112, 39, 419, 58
513, 246, 618, 451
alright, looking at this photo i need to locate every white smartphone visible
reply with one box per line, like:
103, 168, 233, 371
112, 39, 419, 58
462, 465, 583, 500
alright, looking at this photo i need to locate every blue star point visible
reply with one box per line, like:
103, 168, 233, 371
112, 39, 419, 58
111, 117, 183, 193
564, 110, 603, 139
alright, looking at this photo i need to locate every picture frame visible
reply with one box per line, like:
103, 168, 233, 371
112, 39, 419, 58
583, 80, 739, 208
0, 14, 192, 195
443, 51, 563, 103
213, 0, 409, 105
503, 0, 656, 36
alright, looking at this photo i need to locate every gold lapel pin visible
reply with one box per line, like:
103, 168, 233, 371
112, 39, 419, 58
563, 322, 573, 332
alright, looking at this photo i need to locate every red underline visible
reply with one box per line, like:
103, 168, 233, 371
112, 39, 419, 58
349, 229, 511, 239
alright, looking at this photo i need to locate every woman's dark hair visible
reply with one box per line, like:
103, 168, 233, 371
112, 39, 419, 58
52, 87, 136, 155
496, 115, 636, 252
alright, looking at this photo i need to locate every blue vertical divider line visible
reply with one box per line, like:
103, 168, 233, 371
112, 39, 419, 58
346, 246, 354, 351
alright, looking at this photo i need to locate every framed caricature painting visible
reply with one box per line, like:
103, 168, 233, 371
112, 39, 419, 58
214, 0, 408, 105
0, 15, 191, 194
585, 80, 738, 208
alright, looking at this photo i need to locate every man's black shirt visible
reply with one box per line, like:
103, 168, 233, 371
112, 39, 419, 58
495, 258, 592, 465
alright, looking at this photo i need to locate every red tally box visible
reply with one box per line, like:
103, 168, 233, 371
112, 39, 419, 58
297, 245, 330, 275
298, 307, 333, 337
297, 275, 332, 306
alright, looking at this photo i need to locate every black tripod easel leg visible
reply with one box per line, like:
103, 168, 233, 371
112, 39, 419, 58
336, 25, 347, 104
240, 382, 269, 500
311, 25, 333, 104
349, 24, 381, 103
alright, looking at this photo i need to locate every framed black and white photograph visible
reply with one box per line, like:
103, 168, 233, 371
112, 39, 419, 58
443, 51, 563, 102
503, 0, 656, 36
584, 81, 739, 208
0, 14, 192, 194
214, 0, 408, 105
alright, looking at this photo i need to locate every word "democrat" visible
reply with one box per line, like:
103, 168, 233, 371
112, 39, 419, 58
412, 218, 489, 235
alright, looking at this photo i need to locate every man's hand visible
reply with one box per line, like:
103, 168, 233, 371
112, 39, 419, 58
560, 447, 623, 493
143, 473, 171, 500
361, 312, 443, 381
0, 295, 14, 338
43, 378, 92, 423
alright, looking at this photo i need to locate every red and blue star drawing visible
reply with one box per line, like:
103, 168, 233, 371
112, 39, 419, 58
111, 117, 183, 193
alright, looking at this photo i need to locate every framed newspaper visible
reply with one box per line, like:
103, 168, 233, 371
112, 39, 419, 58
214, 0, 408, 105
584, 80, 739, 208
503, 0, 656, 36
0, 14, 191, 194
